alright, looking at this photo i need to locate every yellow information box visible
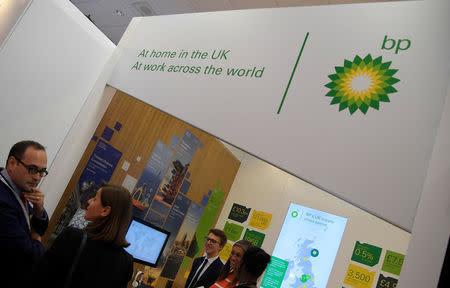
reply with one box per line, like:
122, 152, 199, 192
249, 210, 272, 230
219, 242, 232, 262
344, 263, 375, 288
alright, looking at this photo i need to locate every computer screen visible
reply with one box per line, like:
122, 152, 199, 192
125, 218, 170, 267
261, 203, 347, 288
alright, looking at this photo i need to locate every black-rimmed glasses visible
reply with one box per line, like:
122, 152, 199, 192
14, 156, 48, 177
204, 237, 219, 244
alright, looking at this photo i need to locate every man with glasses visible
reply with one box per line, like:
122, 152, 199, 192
0, 140, 49, 288
185, 228, 227, 288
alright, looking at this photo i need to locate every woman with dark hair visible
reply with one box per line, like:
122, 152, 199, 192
34, 183, 134, 288
210, 240, 253, 288
235, 247, 271, 288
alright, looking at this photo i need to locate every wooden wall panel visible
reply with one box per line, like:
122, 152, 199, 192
44, 90, 241, 288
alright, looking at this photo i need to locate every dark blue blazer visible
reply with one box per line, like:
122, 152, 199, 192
185, 256, 224, 288
0, 168, 49, 288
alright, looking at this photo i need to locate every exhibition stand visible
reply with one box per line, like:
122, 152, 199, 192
0, 1, 448, 287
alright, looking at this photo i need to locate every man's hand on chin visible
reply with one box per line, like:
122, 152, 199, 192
23, 187, 45, 217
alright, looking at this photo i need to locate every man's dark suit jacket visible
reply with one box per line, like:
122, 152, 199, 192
0, 168, 49, 288
185, 256, 224, 288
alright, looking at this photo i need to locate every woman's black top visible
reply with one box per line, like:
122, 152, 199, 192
34, 227, 133, 288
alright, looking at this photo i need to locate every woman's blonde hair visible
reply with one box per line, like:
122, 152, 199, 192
86, 183, 133, 247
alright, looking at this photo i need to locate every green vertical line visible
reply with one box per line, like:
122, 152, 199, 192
277, 32, 310, 114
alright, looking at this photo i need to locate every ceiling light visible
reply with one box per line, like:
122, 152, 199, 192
114, 9, 124, 16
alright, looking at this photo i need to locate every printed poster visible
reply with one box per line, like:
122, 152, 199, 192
78, 139, 122, 207
351, 241, 382, 267
249, 210, 272, 230
223, 221, 244, 242
261, 257, 289, 288
190, 182, 225, 259
161, 201, 204, 279
151, 130, 200, 216
159, 193, 191, 266
228, 203, 251, 223
344, 263, 376, 288
243, 229, 265, 248
375, 274, 398, 288
133, 140, 174, 219
382, 250, 405, 276
219, 243, 233, 262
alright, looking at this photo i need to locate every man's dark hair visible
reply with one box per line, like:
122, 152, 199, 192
242, 247, 271, 278
209, 228, 227, 246
7, 140, 45, 165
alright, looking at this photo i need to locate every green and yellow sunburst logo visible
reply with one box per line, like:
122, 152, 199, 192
325, 54, 399, 114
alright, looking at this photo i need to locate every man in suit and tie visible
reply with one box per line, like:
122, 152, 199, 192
185, 228, 227, 288
0, 140, 49, 288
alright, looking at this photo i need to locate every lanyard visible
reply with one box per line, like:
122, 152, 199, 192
0, 173, 31, 231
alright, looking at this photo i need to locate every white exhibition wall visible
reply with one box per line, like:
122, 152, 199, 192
215, 149, 410, 288
399, 78, 450, 288
108, 1, 445, 232
107, 1, 450, 287
0, 0, 114, 168
0, 0, 117, 216
0, 0, 31, 47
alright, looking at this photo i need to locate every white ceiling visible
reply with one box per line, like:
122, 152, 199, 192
70, 0, 395, 44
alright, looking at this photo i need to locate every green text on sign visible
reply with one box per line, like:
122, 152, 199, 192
382, 250, 405, 276
351, 241, 382, 267
243, 229, 265, 248
376, 274, 398, 288
261, 256, 289, 288
228, 203, 251, 223
223, 221, 244, 242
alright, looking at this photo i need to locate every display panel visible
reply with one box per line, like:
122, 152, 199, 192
262, 203, 347, 288
125, 217, 170, 267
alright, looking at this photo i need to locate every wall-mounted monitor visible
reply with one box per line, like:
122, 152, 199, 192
261, 203, 347, 288
125, 217, 170, 267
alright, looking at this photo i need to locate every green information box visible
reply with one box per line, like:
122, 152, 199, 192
243, 228, 265, 247
351, 241, 382, 267
382, 250, 405, 276
223, 221, 244, 242
261, 256, 289, 288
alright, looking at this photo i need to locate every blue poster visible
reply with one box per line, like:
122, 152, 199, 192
132, 141, 174, 219
161, 201, 204, 279
152, 130, 200, 215
78, 140, 122, 206
158, 193, 191, 265
169, 134, 180, 149
146, 211, 166, 228
182, 202, 204, 242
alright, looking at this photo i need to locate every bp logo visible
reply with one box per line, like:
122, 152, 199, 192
325, 54, 399, 114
